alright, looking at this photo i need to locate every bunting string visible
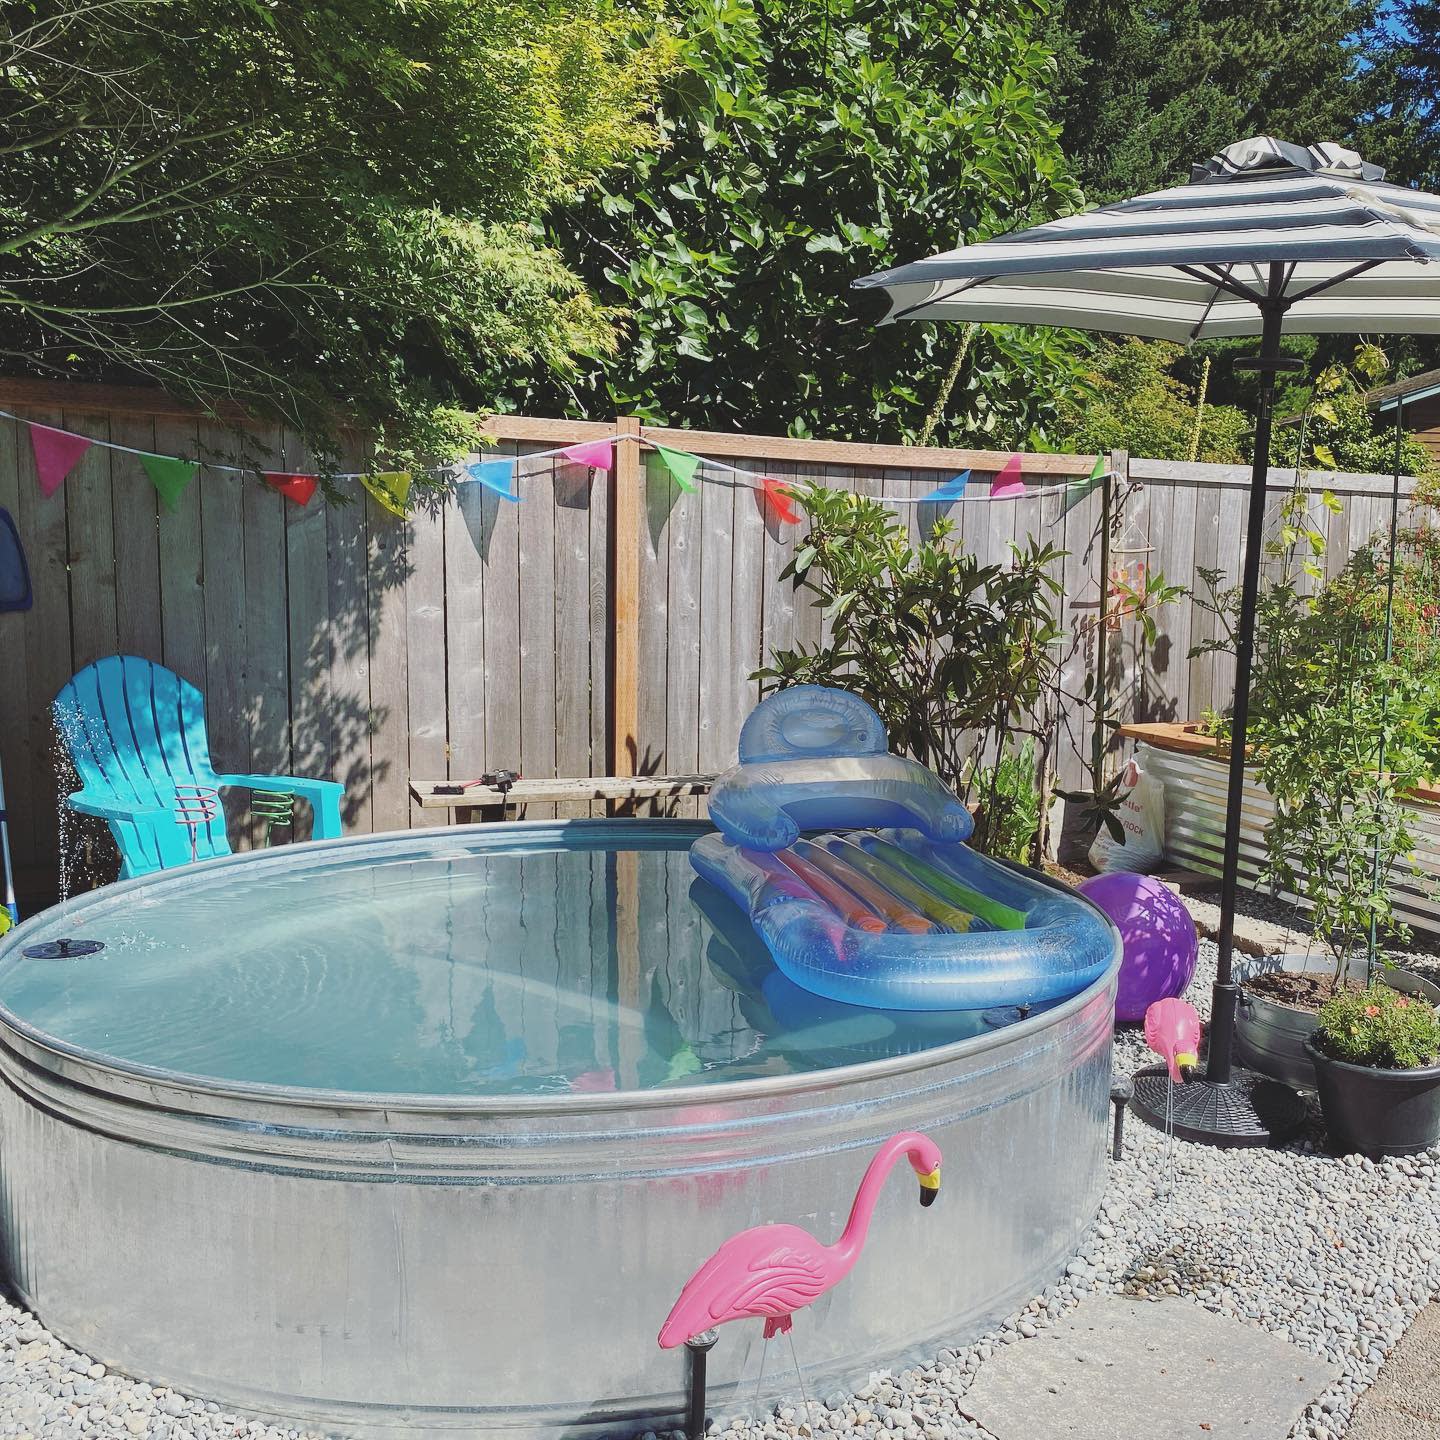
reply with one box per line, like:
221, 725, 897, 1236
0, 406, 1114, 522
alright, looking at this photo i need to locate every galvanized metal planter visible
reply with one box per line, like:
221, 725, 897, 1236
0, 822, 1121, 1440
1234, 954, 1440, 1089
1124, 732, 1440, 938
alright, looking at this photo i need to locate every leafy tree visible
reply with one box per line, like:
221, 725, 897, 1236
1271, 345, 1435, 476
0, 0, 670, 472
1049, 0, 1376, 205
1358, 0, 1440, 189
1053, 339, 1250, 463
511, 0, 1086, 446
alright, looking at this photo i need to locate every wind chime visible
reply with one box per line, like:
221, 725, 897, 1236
1104, 490, 1156, 632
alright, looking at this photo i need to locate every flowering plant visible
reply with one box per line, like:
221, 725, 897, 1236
1313, 985, 1440, 1070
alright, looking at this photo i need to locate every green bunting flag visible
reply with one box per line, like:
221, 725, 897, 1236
362, 471, 411, 518
139, 453, 198, 513
1060, 454, 1108, 517
654, 443, 700, 493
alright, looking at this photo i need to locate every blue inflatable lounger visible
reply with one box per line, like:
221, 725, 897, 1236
690, 686, 1117, 1011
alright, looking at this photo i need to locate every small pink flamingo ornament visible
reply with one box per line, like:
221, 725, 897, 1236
658, 1130, 942, 1349
1143, 997, 1201, 1082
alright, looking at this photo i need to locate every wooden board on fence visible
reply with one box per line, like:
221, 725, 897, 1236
517, 447, 559, 819
410, 773, 715, 812
445, 447, 495, 798
554, 456, 594, 817
406, 497, 449, 826
665, 457, 703, 817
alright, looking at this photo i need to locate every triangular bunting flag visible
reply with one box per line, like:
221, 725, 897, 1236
263, 472, 317, 507
760, 476, 801, 524
362, 471, 411, 518
654, 444, 700, 493
466, 457, 519, 501
29, 423, 92, 498
139, 453, 198, 513
560, 439, 615, 471
1060, 455, 1108, 517
917, 470, 970, 504
989, 455, 1024, 499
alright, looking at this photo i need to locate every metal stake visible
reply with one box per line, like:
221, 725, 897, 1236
1110, 1078, 1133, 1160
685, 1330, 719, 1440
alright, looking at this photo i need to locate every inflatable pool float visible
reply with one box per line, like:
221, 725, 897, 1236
690, 687, 1117, 1011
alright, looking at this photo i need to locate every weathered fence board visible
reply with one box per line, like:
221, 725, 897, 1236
0, 381, 1422, 901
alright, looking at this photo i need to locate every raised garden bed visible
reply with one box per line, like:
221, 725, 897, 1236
1117, 722, 1440, 938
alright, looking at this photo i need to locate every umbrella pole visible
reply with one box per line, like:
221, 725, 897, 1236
1207, 298, 1287, 1084
1131, 267, 1307, 1146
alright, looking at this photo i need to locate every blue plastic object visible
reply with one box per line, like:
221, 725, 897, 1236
692, 687, 1117, 1011
0, 507, 31, 612
53, 655, 345, 879
708, 685, 973, 851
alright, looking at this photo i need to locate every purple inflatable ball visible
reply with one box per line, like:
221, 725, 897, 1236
1076, 872, 1199, 1024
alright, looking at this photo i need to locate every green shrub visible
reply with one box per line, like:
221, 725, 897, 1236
974, 739, 1042, 864
1314, 986, 1440, 1070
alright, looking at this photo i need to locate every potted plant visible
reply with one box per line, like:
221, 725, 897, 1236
1305, 985, 1440, 1157
1188, 483, 1440, 1083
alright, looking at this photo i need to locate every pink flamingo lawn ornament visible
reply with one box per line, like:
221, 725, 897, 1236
1143, 997, 1200, 1198
658, 1130, 942, 1350
658, 1131, 942, 1435
1144, 997, 1201, 1082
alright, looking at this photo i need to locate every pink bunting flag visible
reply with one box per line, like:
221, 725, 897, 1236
263, 472, 318, 507
760, 476, 802, 525
561, 439, 615, 471
989, 455, 1025, 499
29, 423, 92, 498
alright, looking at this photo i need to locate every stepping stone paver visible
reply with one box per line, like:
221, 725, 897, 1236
959, 1294, 1338, 1440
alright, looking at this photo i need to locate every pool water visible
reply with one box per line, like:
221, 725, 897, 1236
0, 831, 993, 1096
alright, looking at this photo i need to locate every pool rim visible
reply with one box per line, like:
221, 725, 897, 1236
0, 817, 1121, 1120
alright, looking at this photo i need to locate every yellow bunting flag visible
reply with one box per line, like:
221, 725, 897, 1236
362, 471, 411, 518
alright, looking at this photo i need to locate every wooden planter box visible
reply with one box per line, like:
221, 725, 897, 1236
1117, 723, 1440, 938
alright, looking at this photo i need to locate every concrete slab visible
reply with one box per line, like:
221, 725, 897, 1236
959, 1294, 1338, 1440
1349, 1303, 1440, 1439
1183, 896, 1308, 957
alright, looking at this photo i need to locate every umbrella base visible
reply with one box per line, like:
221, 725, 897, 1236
1129, 1063, 1308, 1148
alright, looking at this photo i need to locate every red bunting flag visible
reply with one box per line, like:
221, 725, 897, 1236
761, 476, 801, 525
263, 471, 317, 506
29, 423, 92, 498
989, 454, 1024, 499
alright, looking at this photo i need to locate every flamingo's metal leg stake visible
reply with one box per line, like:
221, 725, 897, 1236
1110, 1078, 1133, 1161
685, 1330, 719, 1440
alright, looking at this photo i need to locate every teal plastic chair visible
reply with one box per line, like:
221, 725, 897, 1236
53, 655, 344, 879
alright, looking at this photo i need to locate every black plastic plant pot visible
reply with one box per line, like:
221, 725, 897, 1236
1304, 1037, 1440, 1159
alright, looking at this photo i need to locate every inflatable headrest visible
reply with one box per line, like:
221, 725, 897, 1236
738, 686, 888, 764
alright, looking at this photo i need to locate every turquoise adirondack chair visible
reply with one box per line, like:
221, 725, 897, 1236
53, 655, 344, 879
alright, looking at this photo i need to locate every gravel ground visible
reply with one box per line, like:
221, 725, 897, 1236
1, 890, 1436, 1440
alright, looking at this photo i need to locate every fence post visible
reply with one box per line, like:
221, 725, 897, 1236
610, 415, 643, 787
1091, 448, 1128, 785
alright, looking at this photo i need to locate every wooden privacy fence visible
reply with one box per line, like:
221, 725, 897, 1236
0, 380, 1421, 897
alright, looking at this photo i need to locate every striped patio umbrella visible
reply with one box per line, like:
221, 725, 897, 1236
855, 136, 1440, 1147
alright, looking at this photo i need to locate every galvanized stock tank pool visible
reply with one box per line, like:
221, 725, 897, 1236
0, 821, 1120, 1438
